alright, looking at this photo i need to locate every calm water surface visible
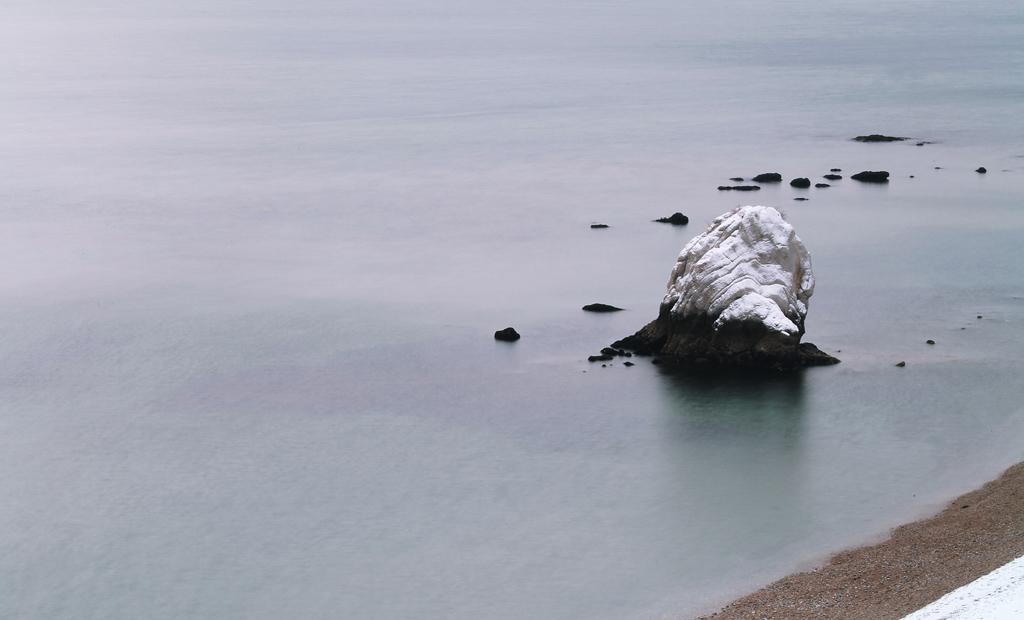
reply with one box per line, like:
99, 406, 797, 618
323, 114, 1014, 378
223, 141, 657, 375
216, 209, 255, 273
1, 1, 1023, 618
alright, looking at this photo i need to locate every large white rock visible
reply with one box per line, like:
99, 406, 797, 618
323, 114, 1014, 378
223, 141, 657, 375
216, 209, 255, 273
664, 205, 813, 337
612, 205, 837, 368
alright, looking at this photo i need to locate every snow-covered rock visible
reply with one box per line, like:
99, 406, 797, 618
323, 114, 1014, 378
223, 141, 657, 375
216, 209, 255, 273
613, 206, 838, 369
665, 205, 813, 335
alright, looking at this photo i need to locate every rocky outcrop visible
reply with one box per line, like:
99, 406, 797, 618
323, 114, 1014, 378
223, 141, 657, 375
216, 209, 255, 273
612, 206, 838, 369
851, 170, 890, 183
790, 178, 811, 188
654, 213, 689, 225
752, 172, 783, 183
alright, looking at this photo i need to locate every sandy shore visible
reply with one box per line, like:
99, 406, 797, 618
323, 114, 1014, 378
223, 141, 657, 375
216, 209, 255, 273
694, 461, 1024, 620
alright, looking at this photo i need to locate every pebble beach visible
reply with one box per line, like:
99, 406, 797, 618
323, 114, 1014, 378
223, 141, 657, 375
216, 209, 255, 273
696, 462, 1024, 620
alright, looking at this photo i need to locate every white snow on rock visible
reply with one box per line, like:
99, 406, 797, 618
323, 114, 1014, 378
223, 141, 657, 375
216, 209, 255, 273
664, 206, 813, 335
899, 555, 1024, 620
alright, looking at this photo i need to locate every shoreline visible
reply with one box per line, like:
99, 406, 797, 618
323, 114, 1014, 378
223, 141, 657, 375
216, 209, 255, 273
693, 461, 1024, 620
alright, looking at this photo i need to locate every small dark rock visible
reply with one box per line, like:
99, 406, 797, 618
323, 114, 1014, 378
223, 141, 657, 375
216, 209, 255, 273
494, 327, 521, 342
910, 175, 915, 178
823, 174, 842, 180
588, 354, 613, 362
654, 213, 689, 225
853, 134, 909, 142
752, 172, 783, 183
793, 197, 809, 201
790, 178, 811, 188
600, 347, 621, 357
895, 361, 906, 367
582, 303, 624, 313
717, 185, 761, 191
926, 339, 935, 344
623, 361, 635, 367
729, 177, 744, 182
976, 167, 987, 173
851, 170, 890, 183
977, 315, 983, 319
651, 358, 663, 365
815, 183, 830, 188
830, 168, 842, 172
590, 224, 609, 229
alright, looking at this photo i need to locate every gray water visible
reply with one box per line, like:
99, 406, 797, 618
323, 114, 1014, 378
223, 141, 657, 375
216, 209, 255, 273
1, 1, 1023, 619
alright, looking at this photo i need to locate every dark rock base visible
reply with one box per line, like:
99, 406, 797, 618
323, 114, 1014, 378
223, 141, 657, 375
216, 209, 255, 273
611, 307, 839, 370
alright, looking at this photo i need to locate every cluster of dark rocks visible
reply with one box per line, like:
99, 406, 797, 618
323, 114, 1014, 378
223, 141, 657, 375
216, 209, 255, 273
722, 169, 849, 193
721, 168, 897, 189
588, 347, 633, 363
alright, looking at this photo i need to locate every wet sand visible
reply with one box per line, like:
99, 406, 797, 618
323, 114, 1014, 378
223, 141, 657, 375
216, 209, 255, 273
695, 462, 1024, 620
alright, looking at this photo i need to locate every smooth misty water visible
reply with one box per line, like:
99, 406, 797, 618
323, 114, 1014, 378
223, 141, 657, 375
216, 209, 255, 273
1, 1, 1023, 619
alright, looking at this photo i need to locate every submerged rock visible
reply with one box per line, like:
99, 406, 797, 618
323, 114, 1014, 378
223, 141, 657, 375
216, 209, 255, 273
582, 303, 624, 313
752, 172, 783, 183
494, 327, 521, 342
717, 185, 761, 191
790, 178, 811, 188
976, 167, 987, 173
853, 134, 909, 142
851, 170, 890, 183
823, 174, 842, 180
815, 183, 830, 188
654, 212, 689, 225
590, 223, 609, 229
612, 206, 838, 369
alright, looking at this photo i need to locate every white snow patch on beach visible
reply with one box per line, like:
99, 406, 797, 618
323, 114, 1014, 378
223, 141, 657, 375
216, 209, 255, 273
900, 555, 1024, 620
